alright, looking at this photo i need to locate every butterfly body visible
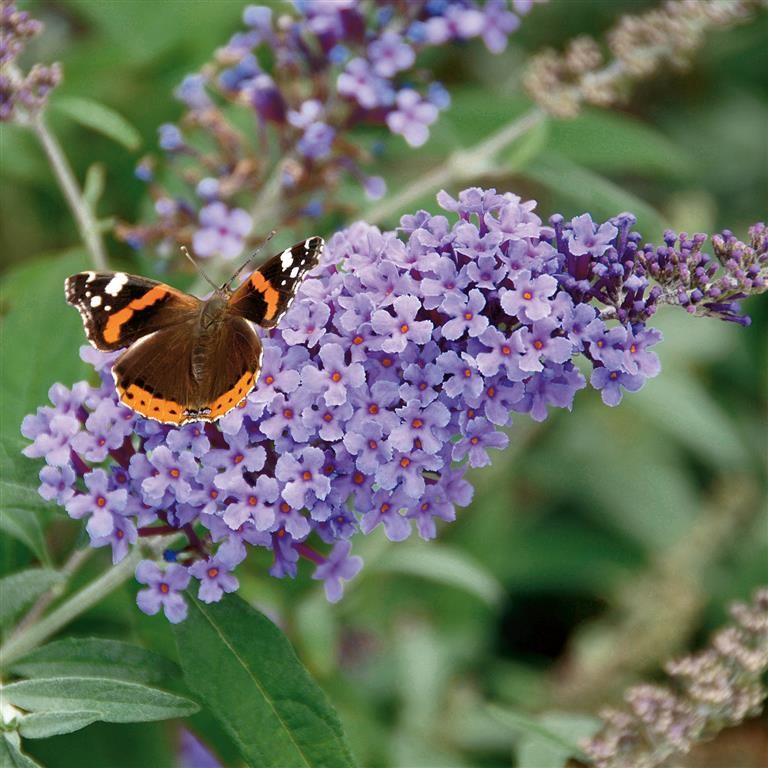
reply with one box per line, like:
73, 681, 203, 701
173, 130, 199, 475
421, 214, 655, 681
65, 237, 323, 425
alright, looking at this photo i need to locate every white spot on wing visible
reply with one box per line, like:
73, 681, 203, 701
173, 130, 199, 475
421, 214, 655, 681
289, 266, 300, 278
105, 272, 128, 296
85, 271, 97, 283
90, 295, 102, 308
104, 305, 111, 311
280, 249, 293, 270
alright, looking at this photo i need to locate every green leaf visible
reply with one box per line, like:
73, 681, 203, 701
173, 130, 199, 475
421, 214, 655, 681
2, 677, 198, 723
0, 568, 62, 627
488, 707, 596, 767
0, 252, 90, 447
17, 710, 101, 739
371, 542, 503, 606
524, 153, 667, 239
10, 638, 180, 684
173, 593, 357, 768
83, 163, 106, 209
547, 109, 692, 178
504, 117, 550, 173
0, 735, 44, 768
0, 441, 50, 564
52, 96, 141, 151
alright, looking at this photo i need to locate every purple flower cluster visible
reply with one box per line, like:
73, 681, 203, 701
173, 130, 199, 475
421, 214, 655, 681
639, 222, 767, 326
118, 0, 537, 259
0, 2, 61, 122
23, 188, 764, 622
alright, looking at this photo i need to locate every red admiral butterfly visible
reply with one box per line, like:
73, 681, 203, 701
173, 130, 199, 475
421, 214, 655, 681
65, 237, 323, 425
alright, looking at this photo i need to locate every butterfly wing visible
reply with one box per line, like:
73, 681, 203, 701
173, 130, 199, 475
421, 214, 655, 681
227, 236, 323, 328
112, 317, 262, 425
65, 271, 200, 351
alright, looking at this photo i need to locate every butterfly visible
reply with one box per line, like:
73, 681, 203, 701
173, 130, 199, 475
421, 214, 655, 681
65, 237, 323, 425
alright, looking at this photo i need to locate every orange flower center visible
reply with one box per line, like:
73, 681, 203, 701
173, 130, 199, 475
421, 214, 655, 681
265, 375, 275, 385
400, 457, 411, 468
533, 340, 544, 350
331, 371, 342, 382
170, 468, 180, 478
302, 470, 312, 481
411, 418, 424, 429
96, 496, 106, 507
400, 323, 409, 333
522, 290, 533, 300
207, 567, 219, 579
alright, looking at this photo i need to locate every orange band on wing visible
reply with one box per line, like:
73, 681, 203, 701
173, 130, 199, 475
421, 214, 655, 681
103, 286, 169, 344
205, 370, 257, 419
116, 381, 186, 425
117, 370, 258, 424
249, 273, 279, 320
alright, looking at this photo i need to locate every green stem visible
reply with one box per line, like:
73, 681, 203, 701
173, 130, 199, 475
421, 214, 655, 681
364, 107, 546, 225
30, 112, 108, 270
0, 537, 175, 668
12, 547, 93, 635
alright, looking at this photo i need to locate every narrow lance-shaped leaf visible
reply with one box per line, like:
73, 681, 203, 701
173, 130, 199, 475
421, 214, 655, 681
17, 710, 101, 740
174, 592, 358, 768
0, 569, 62, 628
9, 638, 180, 683
53, 96, 141, 150
2, 677, 199, 723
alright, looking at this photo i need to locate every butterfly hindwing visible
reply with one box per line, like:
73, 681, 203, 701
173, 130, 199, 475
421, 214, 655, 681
228, 236, 323, 328
65, 271, 200, 351
112, 317, 262, 425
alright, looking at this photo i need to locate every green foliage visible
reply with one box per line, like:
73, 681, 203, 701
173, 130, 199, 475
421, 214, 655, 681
3, 677, 198, 724
173, 593, 358, 768
8, 638, 180, 683
51, 97, 141, 151
1, 1, 766, 766
0, 569, 62, 627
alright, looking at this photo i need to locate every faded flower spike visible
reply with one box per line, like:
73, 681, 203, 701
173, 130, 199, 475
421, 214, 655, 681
585, 588, 768, 768
23, 188, 766, 621
0, 0, 61, 122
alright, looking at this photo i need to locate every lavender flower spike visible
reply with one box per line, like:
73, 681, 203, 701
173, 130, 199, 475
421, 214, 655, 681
24, 188, 765, 622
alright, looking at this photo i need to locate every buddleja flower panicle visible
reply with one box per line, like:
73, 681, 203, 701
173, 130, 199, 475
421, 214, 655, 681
116, 1, 539, 262
584, 588, 768, 768
0, 0, 61, 122
23, 188, 764, 621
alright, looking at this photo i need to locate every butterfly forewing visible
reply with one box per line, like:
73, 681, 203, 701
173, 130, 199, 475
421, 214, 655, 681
228, 236, 323, 328
65, 271, 200, 351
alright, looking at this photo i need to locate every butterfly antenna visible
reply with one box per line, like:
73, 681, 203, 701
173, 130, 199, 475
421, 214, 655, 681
222, 230, 278, 291
181, 246, 218, 291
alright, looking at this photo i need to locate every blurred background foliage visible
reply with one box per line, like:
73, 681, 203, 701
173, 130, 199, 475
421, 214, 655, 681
1, 1, 766, 766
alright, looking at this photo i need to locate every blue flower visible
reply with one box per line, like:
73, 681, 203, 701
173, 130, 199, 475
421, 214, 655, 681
135, 561, 190, 624
386, 88, 438, 147
311, 541, 362, 602
27, 186, 754, 622
192, 202, 253, 261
